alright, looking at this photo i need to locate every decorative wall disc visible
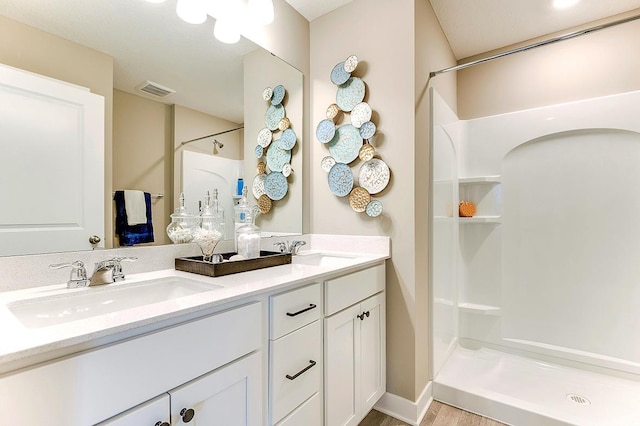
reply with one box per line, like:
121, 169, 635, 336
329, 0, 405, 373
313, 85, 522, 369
328, 124, 363, 164
349, 187, 371, 212
321, 156, 336, 173
255, 144, 264, 158
359, 121, 376, 139
258, 194, 272, 214
359, 143, 375, 161
256, 161, 267, 175
265, 104, 286, 130
282, 163, 292, 177
266, 145, 291, 172
330, 61, 351, 85
280, 128, 297, 150
350, 102, 372, 128
344, 55, 359, 73
358, 158, 390, 194
265, 172, 288, 200
252, 174, 267, 198
326, 104, 340, 120
271, 85, 285, 105
316, 119, 336, 143
328, 163, 354, 197
257, 128, 272, 147
278, 117, 291, 131
336, 77, 365, 112
365, 199, 383, 217
262, 87, 273, 101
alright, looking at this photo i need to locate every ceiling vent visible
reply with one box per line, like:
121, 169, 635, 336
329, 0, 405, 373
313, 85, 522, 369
136, 81, 175, 98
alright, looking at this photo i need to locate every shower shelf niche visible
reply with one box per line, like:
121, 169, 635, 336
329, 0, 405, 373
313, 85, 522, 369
458, 303, 501, 315
459, 216, 501, 224
459, 175, 501, 184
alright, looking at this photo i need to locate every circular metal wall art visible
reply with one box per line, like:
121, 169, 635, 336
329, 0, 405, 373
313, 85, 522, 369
359, 143, 375, 162
350, 102, 372, 128
265, 104, 286, 130
257, 128, 272, 147
271, 85, 285, 105
316, 119, 336, 143
321, 156, 336, 173
278, 117, 291, 131
344, 55, 359, 73
262, 87, 273, 101
252, 174, 267, 198
328, 163, 354, 197
256, 161, 267, 175
349, 187, 371, 212
328, 124, 363, 164
282, 163, 292, 177
266, 145, 291, 172
359, 121, 376, 139
254, 144, 264, 158
358, 158, 390, 194
336, 77, 365, 112
330, 61, 351, 85
258, 194, 272, 214
326, 104, 340, 120
365, 199, 383, 217
280, 128, 297, 150
264, 171, 288, 201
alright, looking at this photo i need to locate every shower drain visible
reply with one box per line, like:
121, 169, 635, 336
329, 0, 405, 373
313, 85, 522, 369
566, 393, 591, 405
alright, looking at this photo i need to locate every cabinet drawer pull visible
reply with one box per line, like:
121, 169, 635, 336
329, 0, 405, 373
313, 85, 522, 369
285, 360, 317, 380
180, 408, 195, 422
357, 311, 370, 321
155, 422, 169, 426
286, 303, 317, 317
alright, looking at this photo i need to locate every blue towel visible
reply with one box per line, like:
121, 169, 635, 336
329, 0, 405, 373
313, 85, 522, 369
114, 191, 155, 246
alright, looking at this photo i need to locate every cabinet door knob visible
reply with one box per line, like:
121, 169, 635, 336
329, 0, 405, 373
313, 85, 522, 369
357, 311, 371, 321
285, 359, 317, 380
155, 422, 170, 426
286, 303, 317, 317
180, 408, 195, 423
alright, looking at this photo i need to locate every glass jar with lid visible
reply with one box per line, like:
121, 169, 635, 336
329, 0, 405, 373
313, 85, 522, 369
236, 211, 261, 259
194, 191, 224, 262
166, 192, 199, 244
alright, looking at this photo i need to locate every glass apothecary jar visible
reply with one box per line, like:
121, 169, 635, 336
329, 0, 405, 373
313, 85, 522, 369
236, 212, 261, 259
166, 192, 199, 244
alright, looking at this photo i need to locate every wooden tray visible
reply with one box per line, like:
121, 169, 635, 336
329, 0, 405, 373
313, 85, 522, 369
175, 251, 292, 278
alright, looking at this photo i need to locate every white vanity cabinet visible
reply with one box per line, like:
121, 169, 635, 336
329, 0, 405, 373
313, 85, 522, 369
0, 302, 263, 426
269, 282, 323, 425
99, 394, 170, 426
324, 265, 386, 426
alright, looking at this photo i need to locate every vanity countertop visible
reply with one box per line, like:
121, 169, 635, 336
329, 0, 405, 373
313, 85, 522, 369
0, 235, 389, 372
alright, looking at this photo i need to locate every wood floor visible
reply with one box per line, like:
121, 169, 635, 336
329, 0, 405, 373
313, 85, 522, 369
358, 401, 506, 426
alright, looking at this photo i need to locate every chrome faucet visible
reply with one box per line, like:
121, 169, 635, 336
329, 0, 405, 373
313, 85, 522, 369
273, 240, 307, 255
50, 257, 137, 288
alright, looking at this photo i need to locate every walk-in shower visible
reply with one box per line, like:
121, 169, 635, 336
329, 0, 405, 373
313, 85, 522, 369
430, 88, 640, 425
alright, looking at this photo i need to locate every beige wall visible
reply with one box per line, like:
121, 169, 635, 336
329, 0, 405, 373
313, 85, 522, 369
113, 90, 172, 246
244, 48, 304, 235
458, 9, 640, 119
310, 0, 456, 401
0, 14, 114, 246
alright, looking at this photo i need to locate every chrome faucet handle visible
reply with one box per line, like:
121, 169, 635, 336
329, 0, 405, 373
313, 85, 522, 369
273, 242, 287, 253
107, 256, 137, 281
289, 240, 307, 255
50, 261, 89, 288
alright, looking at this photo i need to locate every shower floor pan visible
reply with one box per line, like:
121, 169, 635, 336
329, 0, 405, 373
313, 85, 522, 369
434, 344, 640, 426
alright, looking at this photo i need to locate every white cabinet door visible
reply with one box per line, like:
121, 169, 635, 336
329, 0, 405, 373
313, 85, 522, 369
98, 394, 170, 426
325, 292, 386, 426
0, 63, 104, 255
324, 304, 361, 426
359, 293, 386, 414
169, 351, 262, 425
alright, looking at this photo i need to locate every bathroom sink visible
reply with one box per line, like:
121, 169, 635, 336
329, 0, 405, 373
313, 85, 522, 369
8, 276, 222, 329
292, 252, 360, 267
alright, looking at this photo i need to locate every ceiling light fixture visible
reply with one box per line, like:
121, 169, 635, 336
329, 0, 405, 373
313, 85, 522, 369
145, 0, 274, 44
553, 0, 581, 10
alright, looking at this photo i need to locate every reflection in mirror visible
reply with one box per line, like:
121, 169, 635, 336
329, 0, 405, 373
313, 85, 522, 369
0, 0, 303, 257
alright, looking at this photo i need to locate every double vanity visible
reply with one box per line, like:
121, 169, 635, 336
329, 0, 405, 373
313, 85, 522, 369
0, 235, 389, 426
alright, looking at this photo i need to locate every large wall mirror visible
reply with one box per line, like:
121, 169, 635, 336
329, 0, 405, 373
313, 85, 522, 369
0, 0, 303, 256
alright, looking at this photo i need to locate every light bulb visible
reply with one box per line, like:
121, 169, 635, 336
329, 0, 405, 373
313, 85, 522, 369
248, 0, 274, 25
214, 18, 241, 44
176, 0, 207, 24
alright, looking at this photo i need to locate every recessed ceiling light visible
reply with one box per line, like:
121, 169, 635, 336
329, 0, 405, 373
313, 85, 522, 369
553, 0, 581, 10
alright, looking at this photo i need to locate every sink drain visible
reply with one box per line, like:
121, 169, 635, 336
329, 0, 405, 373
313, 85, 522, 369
566, 393, 591, 405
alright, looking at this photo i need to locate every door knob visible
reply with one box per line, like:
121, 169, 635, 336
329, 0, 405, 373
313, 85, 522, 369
89, 235, 101, 244
180, 407, 195, 422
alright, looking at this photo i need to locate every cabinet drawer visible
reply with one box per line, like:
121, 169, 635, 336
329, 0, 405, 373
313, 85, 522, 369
276, 392, 322, 426
270, 282, 321, 339
325, 264, 385, 316
98, 394, 169, 425
270, 320, 322, 423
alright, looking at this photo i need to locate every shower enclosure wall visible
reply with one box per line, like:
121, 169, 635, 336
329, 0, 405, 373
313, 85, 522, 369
430, 88, 640, 426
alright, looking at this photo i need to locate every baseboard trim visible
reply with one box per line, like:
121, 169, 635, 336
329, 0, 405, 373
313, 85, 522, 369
373, 381, 433, 426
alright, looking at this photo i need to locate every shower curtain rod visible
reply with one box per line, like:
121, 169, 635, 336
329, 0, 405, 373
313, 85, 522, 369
180, 125, 244, 146
429, 13, 640, 78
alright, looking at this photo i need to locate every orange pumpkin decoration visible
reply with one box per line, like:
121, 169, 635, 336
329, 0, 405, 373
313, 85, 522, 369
459, 201, 476, 217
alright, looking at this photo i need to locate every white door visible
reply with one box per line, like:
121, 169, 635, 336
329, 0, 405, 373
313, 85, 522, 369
169, 351, 262, 425
359, 293, 386, 414
0, 63, 104, 255
98, 394, 170, 426
324, 304, 361, 426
